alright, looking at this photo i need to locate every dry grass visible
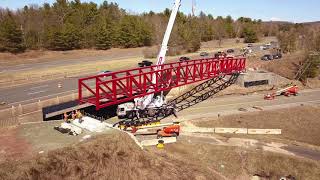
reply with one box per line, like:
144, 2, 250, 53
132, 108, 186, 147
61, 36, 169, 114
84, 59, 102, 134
159, 140, 320, 180
196, 105, 320, 146
246, 51, 304, 80
0, 48, 146, 67
0, 57, 141, 83
0, 133, 215, 180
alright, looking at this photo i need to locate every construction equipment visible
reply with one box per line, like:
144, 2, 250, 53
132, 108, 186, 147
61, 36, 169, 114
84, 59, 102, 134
157, 124, 180, 138
78, 0, 246, 129
116, 0, 182, 120
264, 85, 299, 100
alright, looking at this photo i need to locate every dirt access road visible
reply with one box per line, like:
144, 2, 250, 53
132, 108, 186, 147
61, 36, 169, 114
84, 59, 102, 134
176, 88, 320, 121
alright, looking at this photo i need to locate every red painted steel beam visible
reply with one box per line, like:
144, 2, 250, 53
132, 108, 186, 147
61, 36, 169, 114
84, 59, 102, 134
78, 57, 246, 110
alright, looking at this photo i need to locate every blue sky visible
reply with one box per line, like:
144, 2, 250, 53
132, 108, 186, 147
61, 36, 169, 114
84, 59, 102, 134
1, 0, 319, 23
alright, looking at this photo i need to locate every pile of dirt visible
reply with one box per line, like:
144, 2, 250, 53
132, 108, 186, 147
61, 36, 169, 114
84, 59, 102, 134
196, 105, 320, 146
0, 133, 214, 180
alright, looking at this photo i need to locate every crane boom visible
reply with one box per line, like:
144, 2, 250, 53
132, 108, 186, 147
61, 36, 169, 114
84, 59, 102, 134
155, 0, 181, 67
118, 0, 182, 113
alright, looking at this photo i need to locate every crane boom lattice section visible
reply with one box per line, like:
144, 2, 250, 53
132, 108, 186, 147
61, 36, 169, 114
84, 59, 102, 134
78, 57, 246, 110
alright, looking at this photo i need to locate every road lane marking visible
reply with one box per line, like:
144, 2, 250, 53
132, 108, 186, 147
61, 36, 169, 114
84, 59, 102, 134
28, 90, 47, 95
8, 89, 77, 106
29, 84, 49, 90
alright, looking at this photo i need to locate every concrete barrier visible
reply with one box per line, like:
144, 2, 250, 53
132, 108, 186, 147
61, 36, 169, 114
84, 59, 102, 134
248, 129, 282, 135
215, 128, 248, 134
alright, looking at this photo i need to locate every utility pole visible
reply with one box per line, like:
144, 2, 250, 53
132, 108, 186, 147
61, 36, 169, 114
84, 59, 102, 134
192, 0, 196, 16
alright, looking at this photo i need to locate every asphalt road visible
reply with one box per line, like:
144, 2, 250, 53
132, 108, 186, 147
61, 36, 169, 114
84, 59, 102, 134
0, 76, 79, 108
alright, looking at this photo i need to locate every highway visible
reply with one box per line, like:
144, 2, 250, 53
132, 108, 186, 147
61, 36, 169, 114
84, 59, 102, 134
0, 54, 143, 109
0, 76, 78, 108
0, 44, 269, 109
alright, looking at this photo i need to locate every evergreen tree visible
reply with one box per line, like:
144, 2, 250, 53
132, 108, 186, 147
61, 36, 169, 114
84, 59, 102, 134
242, 27, 258, 43
117, 15, 152, 48
0, 12, 26, 53
47, 24, 81, 50
95, 25, 112, 50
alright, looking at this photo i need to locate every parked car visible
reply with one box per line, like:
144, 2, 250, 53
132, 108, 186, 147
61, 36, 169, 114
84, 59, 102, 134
247, 43, 253, 47
260, 45, 269, 50
227, 49, 235, 53
200, 52, 209, 57
179, 56, 190, 62
214, 51, 227, 58
138, 60, 153, 67
261, 54, 273, 61
98, 70, 112, 77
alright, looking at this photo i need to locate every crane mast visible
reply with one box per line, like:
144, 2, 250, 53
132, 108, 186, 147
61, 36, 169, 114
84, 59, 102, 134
155, 0, 182, 69
139, 0, 181, 108
117, 0, 182, 117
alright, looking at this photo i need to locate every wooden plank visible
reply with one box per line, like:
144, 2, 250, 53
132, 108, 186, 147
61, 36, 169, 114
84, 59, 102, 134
215, 128, 247, 134
248, 129, 282, 135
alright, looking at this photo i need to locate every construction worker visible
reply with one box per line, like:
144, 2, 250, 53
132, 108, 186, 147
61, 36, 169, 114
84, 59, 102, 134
76, 110, 84, 123
71, 111, 76, 121
64, 112, 71, 123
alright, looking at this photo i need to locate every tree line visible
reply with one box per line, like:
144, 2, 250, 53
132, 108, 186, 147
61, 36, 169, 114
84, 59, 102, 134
0, 0, 303, 54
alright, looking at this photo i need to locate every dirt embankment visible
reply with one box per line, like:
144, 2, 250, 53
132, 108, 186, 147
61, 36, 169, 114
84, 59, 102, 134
246, 51, 304, 79
196, 105, 320, 146
0, 127, 32, 163
0, 133, 215, 180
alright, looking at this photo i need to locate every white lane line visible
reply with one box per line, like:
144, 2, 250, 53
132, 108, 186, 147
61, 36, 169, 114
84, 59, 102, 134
8, 89, 77, 106
28, 90, 47, 95
29, 84, 49, 90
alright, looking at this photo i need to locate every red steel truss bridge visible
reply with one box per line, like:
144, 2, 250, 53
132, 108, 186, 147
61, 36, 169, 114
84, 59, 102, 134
78, 57, 246, 110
